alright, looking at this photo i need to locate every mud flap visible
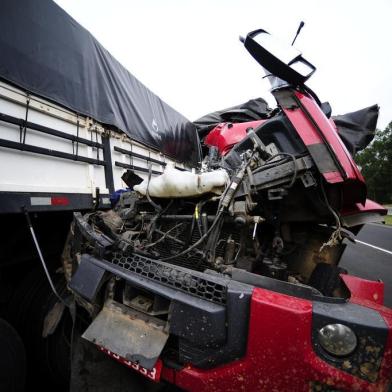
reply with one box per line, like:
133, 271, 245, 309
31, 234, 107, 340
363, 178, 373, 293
82, 300, 168, 370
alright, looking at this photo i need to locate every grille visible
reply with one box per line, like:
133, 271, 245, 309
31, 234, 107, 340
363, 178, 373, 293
149, 221, 206, 271
111, 252, 228, 305
146, 220, 241, 272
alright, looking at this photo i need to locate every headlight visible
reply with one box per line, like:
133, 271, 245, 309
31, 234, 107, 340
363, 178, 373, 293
318, 323, 357, 357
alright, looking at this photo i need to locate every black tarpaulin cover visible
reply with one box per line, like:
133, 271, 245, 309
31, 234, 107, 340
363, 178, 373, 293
194, 96, 378, 157
194, 98, 271, 137
0, 0, 199, 165
332, 105, 379, 155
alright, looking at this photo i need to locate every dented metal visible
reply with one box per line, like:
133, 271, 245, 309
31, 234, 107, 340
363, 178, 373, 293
82, 299, 168, 370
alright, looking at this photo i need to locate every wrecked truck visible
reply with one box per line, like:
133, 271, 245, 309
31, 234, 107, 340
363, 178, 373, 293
64, 29, 392, 391
0, 1, 391, 392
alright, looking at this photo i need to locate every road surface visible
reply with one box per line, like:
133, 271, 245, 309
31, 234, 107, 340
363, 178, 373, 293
340, 223, 392, 307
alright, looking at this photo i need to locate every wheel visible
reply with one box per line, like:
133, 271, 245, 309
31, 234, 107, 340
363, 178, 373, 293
6, 268, 71, 391
0, 318, 26, 392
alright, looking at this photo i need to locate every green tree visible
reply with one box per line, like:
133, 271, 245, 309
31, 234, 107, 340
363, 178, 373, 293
355, 122, 392, 203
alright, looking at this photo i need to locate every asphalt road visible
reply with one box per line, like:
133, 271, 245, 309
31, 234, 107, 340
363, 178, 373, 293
340, 223, 392, 307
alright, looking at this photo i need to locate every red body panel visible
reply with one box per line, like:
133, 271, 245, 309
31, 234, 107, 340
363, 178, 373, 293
341, 274, 384, 306
205, 120, 265, 155
341, 199, 387, 217
162, 286, 392, 391
282, 91, 367, 204
296, 91, 365, 184
205, 90, 368, 205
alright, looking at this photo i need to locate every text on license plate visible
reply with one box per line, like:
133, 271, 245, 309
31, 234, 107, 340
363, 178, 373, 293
98, 346, 162, 382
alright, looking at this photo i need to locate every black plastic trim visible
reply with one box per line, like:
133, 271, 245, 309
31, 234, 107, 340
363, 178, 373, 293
69, 256, 108, 301
101, 135, 115, 194
231, 268, 346, 304
77, 253, 253, 369
244, 29, 315, 86
307, 143, 340, 174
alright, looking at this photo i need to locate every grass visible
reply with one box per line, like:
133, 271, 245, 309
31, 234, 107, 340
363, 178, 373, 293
384, 215, 392, 226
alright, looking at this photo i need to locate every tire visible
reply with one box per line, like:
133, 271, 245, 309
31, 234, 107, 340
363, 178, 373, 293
0, 318, 26, 392
6, 268, 71, 391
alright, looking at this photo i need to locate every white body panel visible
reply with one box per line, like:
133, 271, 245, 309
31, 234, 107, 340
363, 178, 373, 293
0, 81, 185, 209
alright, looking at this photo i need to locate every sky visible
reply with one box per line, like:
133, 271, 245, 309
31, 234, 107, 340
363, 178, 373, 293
55, 0, 392, 129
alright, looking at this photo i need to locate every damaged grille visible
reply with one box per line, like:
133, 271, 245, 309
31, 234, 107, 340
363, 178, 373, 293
147, 220, 241, 272
149, 221, 206, 271
111, 252, 228, 305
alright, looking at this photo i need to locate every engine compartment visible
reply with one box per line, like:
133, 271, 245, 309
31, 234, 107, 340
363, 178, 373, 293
68, 112, 353, 300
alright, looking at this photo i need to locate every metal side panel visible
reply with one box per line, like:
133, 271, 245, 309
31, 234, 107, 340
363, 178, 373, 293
0, 88, 189, 202
0, 93, 108, 195
82, 299, 169, 370
0, 191, 111, 213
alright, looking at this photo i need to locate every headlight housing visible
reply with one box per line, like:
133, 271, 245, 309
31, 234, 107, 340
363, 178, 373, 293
318, 323, 357, 357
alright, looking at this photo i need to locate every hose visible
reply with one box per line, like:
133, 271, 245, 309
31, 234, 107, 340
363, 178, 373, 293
159, 211, 224, 261
23, 208, 68, 307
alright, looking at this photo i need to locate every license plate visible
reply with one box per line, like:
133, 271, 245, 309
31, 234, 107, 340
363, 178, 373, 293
98, 346, 162, 382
